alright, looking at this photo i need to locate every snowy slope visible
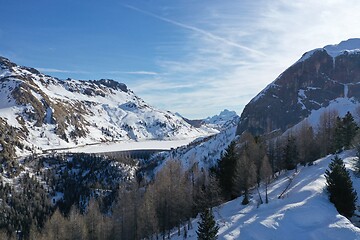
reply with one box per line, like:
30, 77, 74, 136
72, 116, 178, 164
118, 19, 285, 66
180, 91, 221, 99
149, 116, 238, 173
171, 151, 360, 239
286, 97, 360, 136
0, 56, 215, 157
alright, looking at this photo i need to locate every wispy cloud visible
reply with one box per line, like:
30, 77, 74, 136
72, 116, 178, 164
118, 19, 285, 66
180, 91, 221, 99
107, 71, 159, 76
128, 0, 360, 118
36, 68, 89, 74
37, 68, 159, 76
123, 4, 265, 57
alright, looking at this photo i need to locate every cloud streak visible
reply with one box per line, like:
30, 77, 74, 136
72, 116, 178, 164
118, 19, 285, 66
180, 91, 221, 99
37, 68, 159, 76
107, 71, 159, 76
128, 0, 360, 118
123, 4, 266, 57
36, 68, 89, 74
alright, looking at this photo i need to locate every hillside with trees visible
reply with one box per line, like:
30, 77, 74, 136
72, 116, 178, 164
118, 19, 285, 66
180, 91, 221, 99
0, 109, 358, 239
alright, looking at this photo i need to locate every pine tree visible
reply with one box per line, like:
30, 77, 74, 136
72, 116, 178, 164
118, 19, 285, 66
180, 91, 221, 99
325, 155, 357, 219
196, 208, 219, 240
342, 112, 358, 149
217, 141, 237, 199
334, 112, 358, 151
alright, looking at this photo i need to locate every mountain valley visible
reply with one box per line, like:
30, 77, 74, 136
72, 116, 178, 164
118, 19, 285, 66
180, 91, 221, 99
1, 39, 360, 239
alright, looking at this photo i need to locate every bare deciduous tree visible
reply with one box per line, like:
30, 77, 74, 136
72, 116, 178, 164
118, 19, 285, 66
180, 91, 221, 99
232, 151, 257, 205
260, 155, 272, 204
317, 109, 339, 155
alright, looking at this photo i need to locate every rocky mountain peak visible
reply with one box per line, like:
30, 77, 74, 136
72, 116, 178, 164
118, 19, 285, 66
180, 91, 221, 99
298, 38, 360, 62
324, 38, 360, 57
0, 56, 16, 70
91, 79, 128, 92
237, 39, 360, 136
204, 109, 238, 126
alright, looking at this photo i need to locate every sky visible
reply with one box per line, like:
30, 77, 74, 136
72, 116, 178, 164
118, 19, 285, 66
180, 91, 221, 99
1, 0, 360, 119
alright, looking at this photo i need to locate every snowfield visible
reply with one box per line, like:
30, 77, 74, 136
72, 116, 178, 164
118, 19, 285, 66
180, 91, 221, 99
172, 151, 360, 239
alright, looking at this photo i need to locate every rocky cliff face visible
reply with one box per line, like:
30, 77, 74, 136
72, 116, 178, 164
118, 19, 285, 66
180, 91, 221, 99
237, 39, 360, 136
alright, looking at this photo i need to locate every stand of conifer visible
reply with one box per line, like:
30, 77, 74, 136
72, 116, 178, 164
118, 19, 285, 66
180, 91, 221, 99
325, 155, 357, 219
196, 208, 219, 240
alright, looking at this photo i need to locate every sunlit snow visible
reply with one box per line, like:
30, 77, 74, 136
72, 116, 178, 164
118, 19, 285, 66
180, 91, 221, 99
171, 151, 360, 240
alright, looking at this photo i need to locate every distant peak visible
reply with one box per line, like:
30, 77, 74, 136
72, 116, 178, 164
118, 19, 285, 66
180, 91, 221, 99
218, 109, 237, 116
204, 109, 239, 125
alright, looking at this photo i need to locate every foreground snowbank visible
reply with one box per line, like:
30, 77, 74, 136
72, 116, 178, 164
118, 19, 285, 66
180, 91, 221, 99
173, 151, 360, 239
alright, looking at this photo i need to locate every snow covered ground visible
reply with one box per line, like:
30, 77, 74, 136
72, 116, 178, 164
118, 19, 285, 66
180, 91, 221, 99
284, 96, 360, 137
172, 151, 360, 239
148, 121, 238, 174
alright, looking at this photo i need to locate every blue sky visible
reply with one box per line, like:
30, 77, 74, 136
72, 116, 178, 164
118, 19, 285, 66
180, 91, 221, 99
1, 0, 360, 118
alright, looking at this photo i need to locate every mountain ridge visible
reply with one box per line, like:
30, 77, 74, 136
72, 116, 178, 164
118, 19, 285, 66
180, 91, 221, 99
0, 56, 218, 159
237, 38, 360, 136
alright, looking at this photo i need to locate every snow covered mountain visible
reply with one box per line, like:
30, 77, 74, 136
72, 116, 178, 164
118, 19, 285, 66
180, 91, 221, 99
0, 56, 214, 158
238, 38, 360, 136
151, 123, 237, 171
147, 112, 239, 175
171, 151, 360, 239
181, 109, 239, 131
203, 109, 238, 130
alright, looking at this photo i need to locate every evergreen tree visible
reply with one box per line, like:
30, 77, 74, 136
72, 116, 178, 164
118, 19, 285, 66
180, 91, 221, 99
217, 141, 237, 199
342, 112, 358, 149
196, 208, 219, 240
334, 112, 358, 151
325, 155, 357, 218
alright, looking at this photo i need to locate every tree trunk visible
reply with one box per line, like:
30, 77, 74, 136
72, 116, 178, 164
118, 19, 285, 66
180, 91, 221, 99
265, 183, 269, 204
257, 187, 263, 205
